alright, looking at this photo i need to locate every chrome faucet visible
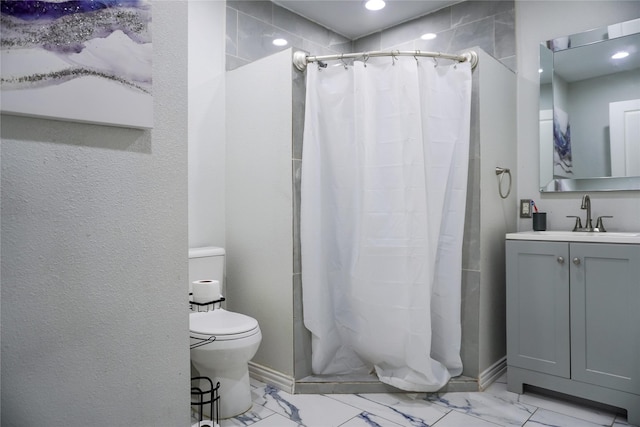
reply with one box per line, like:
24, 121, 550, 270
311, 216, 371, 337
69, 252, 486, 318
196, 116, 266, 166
581, 194, 594, 231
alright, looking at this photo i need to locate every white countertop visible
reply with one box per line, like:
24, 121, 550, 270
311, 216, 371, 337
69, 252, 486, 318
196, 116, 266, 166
506, 231, 640, 244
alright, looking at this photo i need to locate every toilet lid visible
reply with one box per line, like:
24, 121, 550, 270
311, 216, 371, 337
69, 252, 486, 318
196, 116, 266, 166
190, 309, 259, 336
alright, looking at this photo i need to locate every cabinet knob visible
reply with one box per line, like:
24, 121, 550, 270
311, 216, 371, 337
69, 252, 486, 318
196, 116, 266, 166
573, 257, 581, 265
557, 256, 565, 264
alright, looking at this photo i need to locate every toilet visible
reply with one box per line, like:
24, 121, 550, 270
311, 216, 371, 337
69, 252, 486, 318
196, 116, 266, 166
189, 247, 262, 419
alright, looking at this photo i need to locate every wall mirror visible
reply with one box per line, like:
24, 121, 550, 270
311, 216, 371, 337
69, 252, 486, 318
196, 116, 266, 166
539, 18, 640, 192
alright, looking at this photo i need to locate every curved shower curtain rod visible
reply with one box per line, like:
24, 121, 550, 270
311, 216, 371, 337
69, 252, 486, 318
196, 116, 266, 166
293, 49, 478, 71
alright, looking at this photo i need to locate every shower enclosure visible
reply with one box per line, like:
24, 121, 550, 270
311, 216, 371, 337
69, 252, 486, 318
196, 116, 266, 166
225, 47, 516, 394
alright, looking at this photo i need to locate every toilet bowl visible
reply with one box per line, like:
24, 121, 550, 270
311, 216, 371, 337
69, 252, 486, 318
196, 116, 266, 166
190, 309, 262, 419
189, 247, 262, 420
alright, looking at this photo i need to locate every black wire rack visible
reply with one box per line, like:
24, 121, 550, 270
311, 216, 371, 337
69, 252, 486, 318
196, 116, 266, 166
189, 295, 226, 312
191, 376, 220, 427
189, 295, 224, 424
189, 294, 226, 349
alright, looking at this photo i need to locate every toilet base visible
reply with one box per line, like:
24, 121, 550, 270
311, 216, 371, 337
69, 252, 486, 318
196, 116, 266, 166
192, 363, 253, 419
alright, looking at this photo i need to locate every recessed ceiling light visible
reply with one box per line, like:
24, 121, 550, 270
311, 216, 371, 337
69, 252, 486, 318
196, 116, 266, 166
273, 38, 288, 47
611, 51, 629, 59
420, 33, 437, 40
365, 0, 385, 11
538, 68, 544, 73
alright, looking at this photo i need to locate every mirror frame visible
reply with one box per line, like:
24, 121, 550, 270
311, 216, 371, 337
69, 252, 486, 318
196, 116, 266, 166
539, 18, 640, 192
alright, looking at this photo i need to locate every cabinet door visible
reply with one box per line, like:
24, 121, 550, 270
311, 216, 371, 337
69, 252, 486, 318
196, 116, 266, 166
507, 240, 570, 377
570, 243, 640, 394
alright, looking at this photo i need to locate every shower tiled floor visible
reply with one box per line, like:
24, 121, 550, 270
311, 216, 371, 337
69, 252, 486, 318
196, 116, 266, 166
214, 373, 634, 427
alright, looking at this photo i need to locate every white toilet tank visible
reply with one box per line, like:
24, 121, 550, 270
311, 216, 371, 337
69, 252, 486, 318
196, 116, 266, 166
189, 247, 225, 294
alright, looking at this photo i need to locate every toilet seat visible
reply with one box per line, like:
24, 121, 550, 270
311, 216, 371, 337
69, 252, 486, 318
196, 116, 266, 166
190, 309, 260, 341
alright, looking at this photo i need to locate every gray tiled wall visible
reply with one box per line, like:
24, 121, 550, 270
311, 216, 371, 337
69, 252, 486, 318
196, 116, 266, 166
354, 0, 516, 72
461, 69, 482, 378
226, 1, 352, 71
226, 1, 515, 72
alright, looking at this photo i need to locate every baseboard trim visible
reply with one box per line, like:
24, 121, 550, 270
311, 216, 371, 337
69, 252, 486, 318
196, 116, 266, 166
249, 362, 295, 394
479, 356, 507, 390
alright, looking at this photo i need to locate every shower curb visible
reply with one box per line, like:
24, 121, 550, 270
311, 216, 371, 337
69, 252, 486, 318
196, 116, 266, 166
293, 374, 479, 395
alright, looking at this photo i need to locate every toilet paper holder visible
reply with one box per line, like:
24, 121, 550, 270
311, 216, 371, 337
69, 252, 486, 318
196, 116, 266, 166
189, 295, 227, 351
191, 376, 220, 427
190, 335, 217, 350
189, 295, 226, 312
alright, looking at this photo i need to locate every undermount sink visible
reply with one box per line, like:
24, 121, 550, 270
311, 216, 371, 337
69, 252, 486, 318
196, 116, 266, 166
506, 231, 640, 244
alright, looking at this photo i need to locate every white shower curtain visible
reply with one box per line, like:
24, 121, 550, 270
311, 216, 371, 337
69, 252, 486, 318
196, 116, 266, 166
301, 56, 472, 391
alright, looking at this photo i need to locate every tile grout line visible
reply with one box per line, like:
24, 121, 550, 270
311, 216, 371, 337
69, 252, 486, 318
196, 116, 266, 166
521, 406, 539, 427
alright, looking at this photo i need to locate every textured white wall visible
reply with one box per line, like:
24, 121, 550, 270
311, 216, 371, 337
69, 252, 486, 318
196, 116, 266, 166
0, 2, 190, 426
515, 0, 640, 232
188, 1, 226, 249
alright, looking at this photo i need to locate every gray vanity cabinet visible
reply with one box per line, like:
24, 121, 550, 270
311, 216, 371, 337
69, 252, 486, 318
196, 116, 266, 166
570, 243, 640, 394
506, 239, 640, 424
506, 241, 570, 377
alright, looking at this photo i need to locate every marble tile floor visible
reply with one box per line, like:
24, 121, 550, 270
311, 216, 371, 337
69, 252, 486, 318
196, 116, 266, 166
206, 373, 635, 427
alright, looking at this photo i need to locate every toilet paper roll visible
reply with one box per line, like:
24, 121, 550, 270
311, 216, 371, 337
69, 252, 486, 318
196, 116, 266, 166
192, 280, 221, 304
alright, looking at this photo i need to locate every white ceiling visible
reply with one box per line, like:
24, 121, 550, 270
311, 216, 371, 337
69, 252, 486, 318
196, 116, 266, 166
272, 0, 461, 40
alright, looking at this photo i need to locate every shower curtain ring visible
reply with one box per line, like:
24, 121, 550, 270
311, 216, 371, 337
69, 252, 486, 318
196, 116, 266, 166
433, 56, 439, 68
414, 50, 421, 65
391, 50, 398, 66
340, 54, 348, 70
362, 52, 369, 67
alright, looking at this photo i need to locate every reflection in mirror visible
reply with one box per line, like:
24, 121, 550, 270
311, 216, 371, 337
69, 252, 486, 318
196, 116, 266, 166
539, 44, 554, 185
539, 18, 640, 192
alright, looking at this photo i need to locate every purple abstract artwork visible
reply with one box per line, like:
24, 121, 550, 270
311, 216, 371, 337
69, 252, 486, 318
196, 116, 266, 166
553, 108, 573, 177
1, 0, 152, 128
